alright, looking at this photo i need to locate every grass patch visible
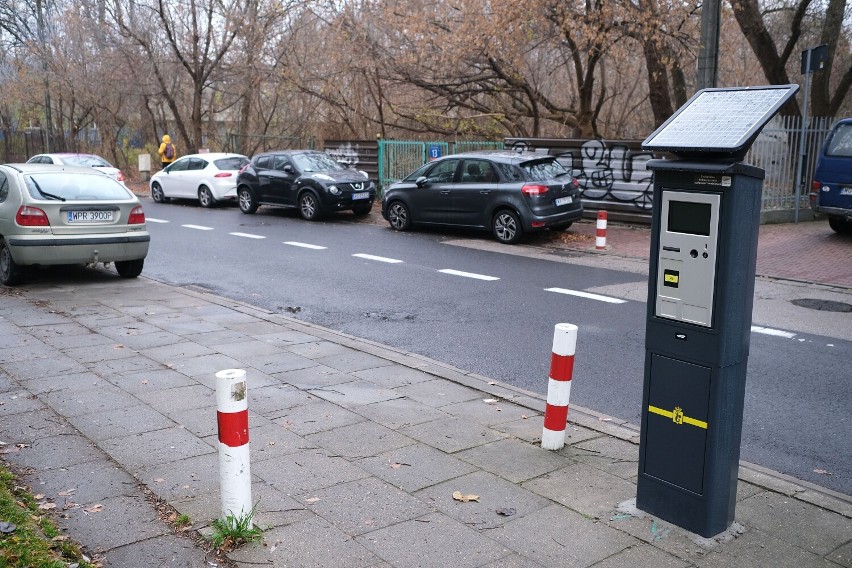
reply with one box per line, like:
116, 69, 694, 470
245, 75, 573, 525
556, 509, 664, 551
208, 505, 263, 551
0, 465, 95, 567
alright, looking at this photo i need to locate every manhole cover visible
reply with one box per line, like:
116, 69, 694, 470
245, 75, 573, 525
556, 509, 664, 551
791, 299, 852, 313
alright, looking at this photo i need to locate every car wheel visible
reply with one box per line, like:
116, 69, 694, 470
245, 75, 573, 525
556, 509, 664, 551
352, 202, 372, 216
198, 185, 215, 208
151, 182, 167, 203
493, 209, 523, 244
115, 258, 144, 278
0, 239, 23, 286
238, 187, 258, 214
828, 217, 852, 234
387, 201, 411, 231
299, 191, 323, 221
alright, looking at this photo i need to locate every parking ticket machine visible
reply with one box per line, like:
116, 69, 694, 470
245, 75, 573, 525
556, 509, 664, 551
636, 86, 798, 537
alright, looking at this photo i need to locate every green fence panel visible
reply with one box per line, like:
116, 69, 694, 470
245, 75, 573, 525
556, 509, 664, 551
379, 140, 426, 189
451, 141, 505, 153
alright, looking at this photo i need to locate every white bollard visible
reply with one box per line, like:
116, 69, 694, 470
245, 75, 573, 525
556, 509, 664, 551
541, 323, 578, 450
215, 368, 252, 528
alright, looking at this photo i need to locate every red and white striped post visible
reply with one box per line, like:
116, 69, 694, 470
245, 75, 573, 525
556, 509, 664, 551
595, 210, 608, 250
541, 323, 578, 450
216, 368, 253, 528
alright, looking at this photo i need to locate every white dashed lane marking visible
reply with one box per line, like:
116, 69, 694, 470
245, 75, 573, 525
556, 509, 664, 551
145, 218, 169, 223
182, 224, 214, 231
353, 253, 404, 264
439, 269, 500, 281
751, 326, 797, 339
285, 242, 327, 250
230, 232, 266, 239
545, 287, 627, 304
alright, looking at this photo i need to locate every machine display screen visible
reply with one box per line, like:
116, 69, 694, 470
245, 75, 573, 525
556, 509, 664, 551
668, 201, 711, 236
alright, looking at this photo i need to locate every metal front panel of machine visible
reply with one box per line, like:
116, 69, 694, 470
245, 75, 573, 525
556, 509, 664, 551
655, 191, 721, 327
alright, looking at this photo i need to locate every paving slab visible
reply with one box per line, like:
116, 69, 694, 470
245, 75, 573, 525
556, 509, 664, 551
3, 433, 104, 471
355, 443, 479, 493
107, 368, 199, 394
302, 476, 433, 536
103, 533, 214, 567
308, 379, 403, 408
354, 511, 510, 568
252, 449, 371, 496
275, 363, 356, 389
415, 470, 553, 530
272, 398, 366, 435
29, 458, 140, 504
522, 461, 637, 519
0, 407, 76, 442
134, 383, 214, 414
735, 491, 852, 556
306, 420, 415, 459
400, 416, 507, 454
67, 404, 175, 441
395, 378, 484, 408
352, 364, 438, 388
352, 396, 452, 430
38, 380, 142, 418
492, 504, 637, 567
2, 352, 87, 378
57, 493, 168, 551
456, 438, 566, 484
100, 427, 216, 472
230, 515, 383, 568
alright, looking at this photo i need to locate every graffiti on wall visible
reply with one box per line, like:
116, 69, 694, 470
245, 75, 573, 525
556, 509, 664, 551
325, 142, 361, 168
555, 139, 655, 211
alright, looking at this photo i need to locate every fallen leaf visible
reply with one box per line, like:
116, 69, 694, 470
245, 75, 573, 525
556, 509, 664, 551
452, 491, 480, 503
38, 502, 57, 510
113, 344, 125, 350
813, 469, 832, 475
58, 489, 76, 496
84, 504, 103, 513
488, 381, 496, 385
599, 417, 612, 422
154, 478, 165, 483
51, 535, 68, 542
496, 508, 517, 516
483, 399, 497, 404
15, 443, 30, 449
522, 415, 528, 420
34, 494, 45, 500
305, 497, 321, 504
389, 462, 410, 469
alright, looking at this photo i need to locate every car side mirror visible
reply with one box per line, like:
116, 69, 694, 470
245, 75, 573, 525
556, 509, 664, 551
283, 165, 295, 174
415, 176, 429, 187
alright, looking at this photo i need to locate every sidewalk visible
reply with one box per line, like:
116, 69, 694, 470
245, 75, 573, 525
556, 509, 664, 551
1, 265, 851, 566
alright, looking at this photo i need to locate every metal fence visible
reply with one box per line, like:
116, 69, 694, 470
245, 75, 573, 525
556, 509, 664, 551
745, 116, 834, 211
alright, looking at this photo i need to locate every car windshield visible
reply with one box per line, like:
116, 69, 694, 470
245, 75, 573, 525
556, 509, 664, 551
60, 155, 112, 168
25, 173, 132, 201
214, 157, 249, 171
292, 153, 342, 173
521, 159, 570, 181
826, 124, 852, 157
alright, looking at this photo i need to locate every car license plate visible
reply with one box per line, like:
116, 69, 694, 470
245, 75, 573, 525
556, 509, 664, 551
841, 187, 852, 195
67, 210, 114, 223
352, 192, 369, 200
554, 196, 572, 206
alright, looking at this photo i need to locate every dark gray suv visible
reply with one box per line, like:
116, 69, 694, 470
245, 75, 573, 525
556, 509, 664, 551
381, 150, 583, 244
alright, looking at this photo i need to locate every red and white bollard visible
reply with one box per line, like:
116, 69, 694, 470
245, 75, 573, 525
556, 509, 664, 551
595, 210, 608, 250
216, 368, 253, 527
541, 323, 578, 450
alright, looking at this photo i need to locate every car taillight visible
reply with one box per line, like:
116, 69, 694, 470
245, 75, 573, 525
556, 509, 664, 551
572, 178, 580, 189
117, 171, 125, 182
128, 205, 146, 224
16, 206, 50, 226
215, 172, 232, 178
811, 180, 822, 193
521, 184, 549, 196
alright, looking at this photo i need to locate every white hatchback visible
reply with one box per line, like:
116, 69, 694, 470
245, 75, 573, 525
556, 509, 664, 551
27, 153, 127, 187
149, 153, 249, 207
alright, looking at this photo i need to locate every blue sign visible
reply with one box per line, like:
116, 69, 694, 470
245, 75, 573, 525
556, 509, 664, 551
429, 144, 442, 160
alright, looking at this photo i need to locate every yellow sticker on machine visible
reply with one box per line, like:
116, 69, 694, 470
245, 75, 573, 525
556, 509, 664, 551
648, 405, 708, 429
664, 273, 679, 284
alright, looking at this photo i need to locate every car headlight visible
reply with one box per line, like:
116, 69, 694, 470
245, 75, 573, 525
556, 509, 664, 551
328, 185, 341, 195
368, 181, 376, 190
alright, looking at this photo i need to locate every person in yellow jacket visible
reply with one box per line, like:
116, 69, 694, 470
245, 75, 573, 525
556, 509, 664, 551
157, 134, 177, 169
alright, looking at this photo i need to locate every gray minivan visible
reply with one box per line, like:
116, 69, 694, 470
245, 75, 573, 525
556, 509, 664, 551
810, 118, 852, 233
